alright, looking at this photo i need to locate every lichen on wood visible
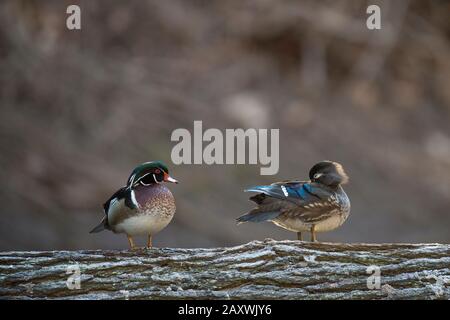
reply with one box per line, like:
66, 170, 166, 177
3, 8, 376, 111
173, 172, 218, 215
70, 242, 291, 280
0, 240, 449, 300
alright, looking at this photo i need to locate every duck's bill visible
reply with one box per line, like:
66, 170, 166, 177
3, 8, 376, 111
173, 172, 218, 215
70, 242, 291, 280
164, 173, 179, 183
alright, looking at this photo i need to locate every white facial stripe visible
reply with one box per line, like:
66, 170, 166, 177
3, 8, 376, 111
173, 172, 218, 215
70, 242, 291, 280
153, 174, 160, 184
135, 173, 150, 184
131, 189, 139, 208
128, 173, 136, 186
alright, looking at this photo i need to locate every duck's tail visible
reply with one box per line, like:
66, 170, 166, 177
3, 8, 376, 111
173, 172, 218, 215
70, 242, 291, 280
237, 188, 283, 224
236, 211, 280, 225
89, 217, 108, 233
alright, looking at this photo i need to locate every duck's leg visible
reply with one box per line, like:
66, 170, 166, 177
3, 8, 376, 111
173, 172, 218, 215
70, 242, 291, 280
297, 232, 303, 241
127, 235, 136, 250
310, 225, 317, 242
147, 235, 153, 248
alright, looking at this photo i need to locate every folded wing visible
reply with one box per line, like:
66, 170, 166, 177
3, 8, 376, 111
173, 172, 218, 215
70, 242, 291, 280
237, 180, 337, 224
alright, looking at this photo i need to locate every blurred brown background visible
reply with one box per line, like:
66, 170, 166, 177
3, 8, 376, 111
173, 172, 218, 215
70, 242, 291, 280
0, 0, 449, 250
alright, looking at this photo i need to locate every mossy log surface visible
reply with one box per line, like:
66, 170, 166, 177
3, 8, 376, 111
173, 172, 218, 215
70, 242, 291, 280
0, 240, 449, 300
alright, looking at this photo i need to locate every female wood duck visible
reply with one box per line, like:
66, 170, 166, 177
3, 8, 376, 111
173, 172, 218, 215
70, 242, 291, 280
90, 161, 178, 249
237, 161, 350, 242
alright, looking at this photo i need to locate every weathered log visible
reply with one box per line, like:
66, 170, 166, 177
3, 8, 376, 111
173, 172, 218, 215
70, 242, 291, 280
0, 240, 449, 300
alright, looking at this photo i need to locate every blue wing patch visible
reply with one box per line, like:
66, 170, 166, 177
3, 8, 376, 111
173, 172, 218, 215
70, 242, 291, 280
245, 185, 286, 199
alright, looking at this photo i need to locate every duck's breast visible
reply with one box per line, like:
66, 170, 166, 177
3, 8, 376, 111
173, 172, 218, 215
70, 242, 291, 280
135, 184, 176, 218
107, 184, 176, 235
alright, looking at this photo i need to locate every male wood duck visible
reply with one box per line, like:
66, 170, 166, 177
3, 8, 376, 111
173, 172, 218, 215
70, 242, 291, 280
237, 161, 350, 242
90, 161, 178, 249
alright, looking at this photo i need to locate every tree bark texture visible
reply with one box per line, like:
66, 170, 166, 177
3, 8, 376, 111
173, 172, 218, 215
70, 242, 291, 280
0, 240, 449, 300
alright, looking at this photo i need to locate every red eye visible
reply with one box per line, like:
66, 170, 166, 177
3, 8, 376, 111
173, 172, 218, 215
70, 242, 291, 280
154, 169, 161, 174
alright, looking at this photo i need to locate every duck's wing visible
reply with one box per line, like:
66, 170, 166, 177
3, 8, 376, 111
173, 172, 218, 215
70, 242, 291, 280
246, 180, 332, 205
237, 181, 335, 224
90, 186, 127, 233
271, 181, 342, 223
103, 186, 127, 215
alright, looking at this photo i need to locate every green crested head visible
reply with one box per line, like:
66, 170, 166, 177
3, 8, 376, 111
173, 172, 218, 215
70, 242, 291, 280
140, 161, 169, 174
126, 161, 178, 188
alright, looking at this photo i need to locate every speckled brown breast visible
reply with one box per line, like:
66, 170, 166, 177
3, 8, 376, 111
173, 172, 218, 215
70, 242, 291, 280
107, 184, 176, 233
134, 183, 176, 217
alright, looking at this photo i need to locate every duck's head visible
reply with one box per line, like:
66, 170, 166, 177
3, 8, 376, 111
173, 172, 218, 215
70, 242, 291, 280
126, 161, 178, 188
309, 161, 349, 187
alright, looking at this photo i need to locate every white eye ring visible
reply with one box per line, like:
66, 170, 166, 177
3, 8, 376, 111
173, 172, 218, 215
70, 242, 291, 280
314, 173, 323, 179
